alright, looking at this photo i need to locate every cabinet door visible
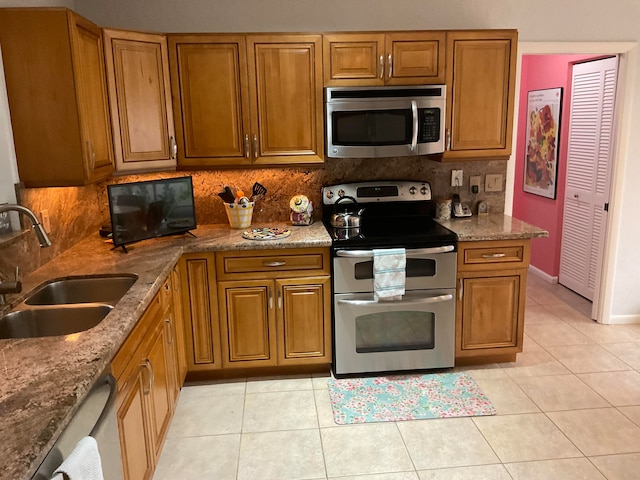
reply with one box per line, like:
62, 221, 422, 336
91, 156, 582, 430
323, 33, 386, 86
68, 12, 115, 182
180, 254, 222, 372
276, 277, 331, 365
145, 321, 173, 462
218, 280, 277, 367
444, 30, 517, 160
171, 267, 188, 384
385, 31, 445, 85
103, 29, 176, 172
247, 35, 324, 165
117, 368, 153, 480
456, 272, 525, 356
168, 35, 252, 167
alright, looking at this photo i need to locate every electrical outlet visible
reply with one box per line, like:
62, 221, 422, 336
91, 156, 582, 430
470, 175, 482, 194
485, 174, 504, 192
451, 170, 463, 187
40, 209, 51, 234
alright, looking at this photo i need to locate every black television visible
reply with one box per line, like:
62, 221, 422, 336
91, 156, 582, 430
107, 176, 197, 251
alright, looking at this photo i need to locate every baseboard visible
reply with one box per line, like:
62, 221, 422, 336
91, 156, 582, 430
607, 314, 640, 325
528, 265, 558, 284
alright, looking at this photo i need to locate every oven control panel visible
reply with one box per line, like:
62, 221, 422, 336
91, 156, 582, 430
322, 180, 432, 205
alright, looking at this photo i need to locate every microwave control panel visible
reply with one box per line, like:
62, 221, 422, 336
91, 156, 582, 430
419, 108, 441, 143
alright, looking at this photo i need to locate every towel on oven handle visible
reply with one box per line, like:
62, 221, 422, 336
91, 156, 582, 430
373, 248, 406, 301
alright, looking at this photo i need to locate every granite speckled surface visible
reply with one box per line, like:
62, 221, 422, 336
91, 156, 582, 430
436, 213, 549, 241
0, 222, 331, 480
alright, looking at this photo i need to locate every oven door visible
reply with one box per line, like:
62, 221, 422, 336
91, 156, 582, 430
333, 289, 455, 375
333, 247, 457, 294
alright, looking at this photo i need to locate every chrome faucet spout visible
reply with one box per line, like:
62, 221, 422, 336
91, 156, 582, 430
0, 204, 52, 247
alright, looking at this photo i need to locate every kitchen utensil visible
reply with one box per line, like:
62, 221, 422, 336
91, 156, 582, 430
252, 182, 267, 198
330, 196, 365, 228
224, 185, 235, 201
218, 191, 235, 203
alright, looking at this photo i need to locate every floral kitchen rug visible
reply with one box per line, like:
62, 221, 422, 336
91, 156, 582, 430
327, 372, 496, 424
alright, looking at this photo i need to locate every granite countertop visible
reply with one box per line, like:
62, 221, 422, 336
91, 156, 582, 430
1, 222, 331, 480
436, 213, 548, 241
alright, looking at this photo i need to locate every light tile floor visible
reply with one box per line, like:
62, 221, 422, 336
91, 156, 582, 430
154, 274, 640, 479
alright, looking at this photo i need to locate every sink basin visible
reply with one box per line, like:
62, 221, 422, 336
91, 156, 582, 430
0, 305, 113, 339
24, 274, 138, 306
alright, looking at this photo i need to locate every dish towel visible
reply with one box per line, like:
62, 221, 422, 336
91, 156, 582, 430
52, 436, 104, 480
373, 248, 406, 301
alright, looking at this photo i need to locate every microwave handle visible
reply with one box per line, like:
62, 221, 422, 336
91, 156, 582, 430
410, 100, 418, 152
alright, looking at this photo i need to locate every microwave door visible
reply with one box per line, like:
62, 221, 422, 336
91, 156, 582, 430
326, 101, 416, 158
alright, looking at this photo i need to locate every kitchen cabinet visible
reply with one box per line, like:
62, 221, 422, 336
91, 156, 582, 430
103, 29, 177, 173
179, 253, 222, 372
216, 248, 331, 368
323, 32, 446, 86
442, 30, 518, 161
112, 286, 177, 480
170, 266, 188, 384
168, 34, 324, 167
455, 239, 530, 364
0, 8, 114, 187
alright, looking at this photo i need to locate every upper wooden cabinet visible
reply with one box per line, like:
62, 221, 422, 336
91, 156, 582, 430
442, 30, 518, 161
103, 29, 177, 173
168, 33, 324, 167
323, 31, 446, 86
0, 8, 114, 187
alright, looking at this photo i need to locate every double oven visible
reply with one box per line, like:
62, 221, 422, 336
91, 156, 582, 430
322, 181, 458, 376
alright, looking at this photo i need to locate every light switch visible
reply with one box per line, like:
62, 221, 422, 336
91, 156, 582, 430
485, 174, 503, 192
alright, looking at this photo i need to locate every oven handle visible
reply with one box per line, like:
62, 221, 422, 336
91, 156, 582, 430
338, 293, 453, 306
335, 245, 455, 258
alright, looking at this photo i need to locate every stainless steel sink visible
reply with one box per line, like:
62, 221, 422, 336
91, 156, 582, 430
24, 274, 138, 306
0, 305, 113, 339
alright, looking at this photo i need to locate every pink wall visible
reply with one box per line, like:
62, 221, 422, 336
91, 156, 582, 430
513, 54, 598, 277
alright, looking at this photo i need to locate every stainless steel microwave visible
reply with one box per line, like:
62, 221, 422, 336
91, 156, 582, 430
325, 85, 446, 158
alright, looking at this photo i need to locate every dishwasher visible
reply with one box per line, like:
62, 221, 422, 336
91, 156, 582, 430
31, 368, 124, 480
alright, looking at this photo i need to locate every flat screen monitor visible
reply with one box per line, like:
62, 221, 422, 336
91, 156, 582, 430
107, 176, 196, 249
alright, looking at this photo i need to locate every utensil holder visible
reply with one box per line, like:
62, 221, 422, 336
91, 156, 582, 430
224, 202, 254, 229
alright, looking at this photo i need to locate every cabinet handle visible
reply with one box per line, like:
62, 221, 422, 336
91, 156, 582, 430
169, 136, 177, 159
165, 318, 173, 345
268, 286, 273, 310
446, 128, 451, 151
253, 134, 259, 158
245, 134, 250, 158
278, 289, 282, 310
263, 261, 286, 267
458, 278, 463, 301
482, 253, 507, 259
379, 55, 384, 79
140, 358, 154, 395
387, 54, 392, 79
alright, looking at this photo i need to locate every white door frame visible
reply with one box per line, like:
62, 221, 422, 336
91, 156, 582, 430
505, 41, 637, 324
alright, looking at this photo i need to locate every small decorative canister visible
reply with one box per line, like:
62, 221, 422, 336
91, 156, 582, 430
289, 194, 314, 226
435, 198, 452, 220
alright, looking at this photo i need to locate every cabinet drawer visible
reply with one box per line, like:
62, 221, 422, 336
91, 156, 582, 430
458, 240, 530, 272
216, 248, 329, 280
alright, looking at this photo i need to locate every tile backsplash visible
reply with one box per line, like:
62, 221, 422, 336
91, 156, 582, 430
0, 157, 506, 280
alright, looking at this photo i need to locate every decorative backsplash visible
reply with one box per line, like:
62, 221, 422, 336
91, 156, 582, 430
0, 157, 506, 280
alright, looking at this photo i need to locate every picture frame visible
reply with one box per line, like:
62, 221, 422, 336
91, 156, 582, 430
523, 87, 563, 199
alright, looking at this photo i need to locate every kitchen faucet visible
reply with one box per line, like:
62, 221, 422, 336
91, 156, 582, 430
0, 204, 51, 304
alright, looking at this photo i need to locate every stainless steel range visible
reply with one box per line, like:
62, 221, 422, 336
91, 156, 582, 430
322, 180, 458, 376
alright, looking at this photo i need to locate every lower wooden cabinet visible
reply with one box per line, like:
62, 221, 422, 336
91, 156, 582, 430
455, 239, 530, 364
112, 281, 179, 480
217, 275, 331, 368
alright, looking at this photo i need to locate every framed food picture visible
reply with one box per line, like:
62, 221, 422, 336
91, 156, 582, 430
523, 87, 563, 199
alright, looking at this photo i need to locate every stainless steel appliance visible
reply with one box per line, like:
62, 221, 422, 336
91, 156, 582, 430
325, 85, 446, 158
31, 368, 123, 480
322, 180, 458, 376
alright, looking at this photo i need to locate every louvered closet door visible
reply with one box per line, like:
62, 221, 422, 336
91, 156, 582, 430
559, 57, 618, 302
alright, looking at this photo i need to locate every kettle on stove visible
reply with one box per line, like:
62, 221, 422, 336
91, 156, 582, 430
330, 196, 365, 229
